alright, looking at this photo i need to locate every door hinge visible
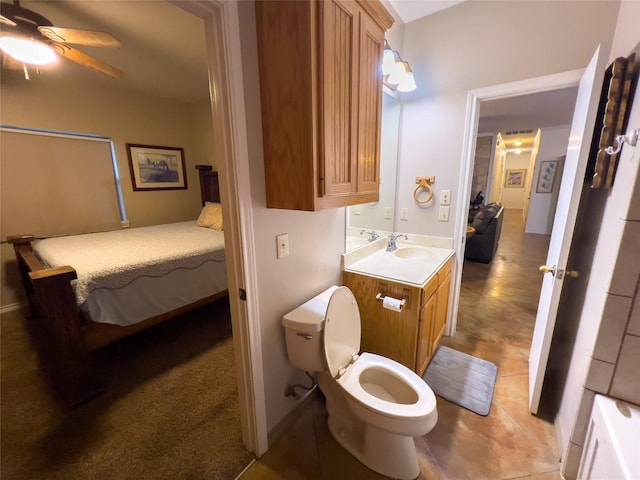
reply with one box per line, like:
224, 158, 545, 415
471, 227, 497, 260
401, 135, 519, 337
239, 288, 247, 301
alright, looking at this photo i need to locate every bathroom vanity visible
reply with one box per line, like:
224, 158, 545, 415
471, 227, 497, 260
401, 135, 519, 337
343, 241, 454, 376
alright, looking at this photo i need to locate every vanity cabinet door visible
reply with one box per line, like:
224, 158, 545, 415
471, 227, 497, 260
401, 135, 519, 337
343, 271, 420, 370
355, 7, 385, 197
431, 267, 452, 356
416, 292, 436, 376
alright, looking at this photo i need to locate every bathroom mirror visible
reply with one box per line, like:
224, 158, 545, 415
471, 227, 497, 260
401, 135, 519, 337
345, 91, 401, 251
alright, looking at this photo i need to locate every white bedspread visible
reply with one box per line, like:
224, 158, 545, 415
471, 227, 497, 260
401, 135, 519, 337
33, 221, 226, 306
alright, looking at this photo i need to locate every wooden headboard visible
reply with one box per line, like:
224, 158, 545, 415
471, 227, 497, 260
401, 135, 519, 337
195, 165, 221, 205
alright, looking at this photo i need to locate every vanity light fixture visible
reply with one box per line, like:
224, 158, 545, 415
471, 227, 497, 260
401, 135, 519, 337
382, 40, 416, 92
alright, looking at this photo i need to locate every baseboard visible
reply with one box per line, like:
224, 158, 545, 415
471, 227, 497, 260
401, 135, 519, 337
267, 385, 320, 448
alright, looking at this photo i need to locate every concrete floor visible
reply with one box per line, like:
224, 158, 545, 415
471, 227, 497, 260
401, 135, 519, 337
239, 209, 561, 480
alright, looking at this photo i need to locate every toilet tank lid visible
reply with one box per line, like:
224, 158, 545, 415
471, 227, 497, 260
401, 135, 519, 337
282, 286, 340, 332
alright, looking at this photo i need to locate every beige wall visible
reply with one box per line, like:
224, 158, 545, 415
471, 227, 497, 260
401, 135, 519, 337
500, 153, 531, 209
0, 68, 214, 308
525, 126, 571, 235
397, 0, 619, 238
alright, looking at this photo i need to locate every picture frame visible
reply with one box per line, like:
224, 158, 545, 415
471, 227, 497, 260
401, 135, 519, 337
505, 169, 526, 188
536, 160, 558, 194
126, 143, 187, 191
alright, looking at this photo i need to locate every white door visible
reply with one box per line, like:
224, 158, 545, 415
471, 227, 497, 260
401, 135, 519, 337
528, 46, 607, 414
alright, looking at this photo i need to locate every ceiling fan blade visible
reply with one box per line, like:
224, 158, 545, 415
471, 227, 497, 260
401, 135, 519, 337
53, 44, 123, 79
39, 26, 122, 48
0, 14, 17, 27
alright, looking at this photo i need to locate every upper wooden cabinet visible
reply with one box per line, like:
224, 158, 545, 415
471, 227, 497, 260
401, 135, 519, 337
255, 0, 394, 211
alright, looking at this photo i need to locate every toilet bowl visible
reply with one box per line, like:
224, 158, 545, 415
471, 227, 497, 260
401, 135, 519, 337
282, 286, 437, 480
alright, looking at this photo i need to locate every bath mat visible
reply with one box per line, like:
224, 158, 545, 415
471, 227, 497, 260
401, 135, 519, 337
422, 346, 497, 416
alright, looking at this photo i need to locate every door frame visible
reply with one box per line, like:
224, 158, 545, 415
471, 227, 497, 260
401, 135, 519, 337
177, 0, 268, 456
448, 68, 585, 336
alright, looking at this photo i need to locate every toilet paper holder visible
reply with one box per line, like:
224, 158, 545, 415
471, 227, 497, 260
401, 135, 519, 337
375, 292, 409, 310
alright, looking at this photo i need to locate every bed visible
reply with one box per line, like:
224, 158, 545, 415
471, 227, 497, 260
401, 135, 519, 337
8, 165, 227, 406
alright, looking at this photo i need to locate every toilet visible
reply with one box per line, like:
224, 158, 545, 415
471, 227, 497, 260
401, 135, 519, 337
282, 285, 437, 480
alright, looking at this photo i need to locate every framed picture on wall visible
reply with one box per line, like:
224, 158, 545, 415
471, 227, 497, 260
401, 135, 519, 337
536, 160, 558, 194
126, 143, 188, 191
505, 169, 526, 188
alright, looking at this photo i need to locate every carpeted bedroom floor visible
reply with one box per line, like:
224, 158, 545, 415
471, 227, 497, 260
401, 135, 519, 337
1, 297, 254, 480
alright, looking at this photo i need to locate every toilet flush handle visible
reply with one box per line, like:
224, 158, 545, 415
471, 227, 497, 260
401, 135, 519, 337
296, 333, 313, 340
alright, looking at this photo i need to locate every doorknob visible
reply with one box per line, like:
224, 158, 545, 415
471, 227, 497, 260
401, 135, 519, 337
566, 270, 580, 278
539, 265, 556, 276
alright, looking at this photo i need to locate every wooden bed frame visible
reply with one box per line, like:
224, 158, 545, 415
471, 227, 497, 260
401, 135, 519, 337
8, 165, 226, 406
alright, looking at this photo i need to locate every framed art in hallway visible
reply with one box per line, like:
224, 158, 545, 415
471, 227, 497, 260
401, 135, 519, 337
536, 160, 558, 193
505, 169, 526, 188
127, 143, 188, 191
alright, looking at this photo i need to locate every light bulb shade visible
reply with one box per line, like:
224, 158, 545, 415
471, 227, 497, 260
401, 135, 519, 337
397, 70, 417, 92
0, 36, 57, 65
387, 60, 409, 85
382, 49, 399, 76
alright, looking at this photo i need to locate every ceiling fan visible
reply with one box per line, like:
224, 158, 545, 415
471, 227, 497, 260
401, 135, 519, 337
0, 0, 123, 78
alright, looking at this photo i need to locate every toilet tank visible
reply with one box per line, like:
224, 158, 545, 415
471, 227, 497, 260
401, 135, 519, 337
282, 286, 339, 372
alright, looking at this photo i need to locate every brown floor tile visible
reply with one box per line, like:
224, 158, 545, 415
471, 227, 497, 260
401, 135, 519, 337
493, 374, 559, 458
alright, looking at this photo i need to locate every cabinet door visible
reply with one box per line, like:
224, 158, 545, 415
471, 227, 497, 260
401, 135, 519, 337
343, 271, 419, 370
320, 0, 359, 198
432, 271, 452, 355
416, 292, 436, 376
356, 9, 384, 196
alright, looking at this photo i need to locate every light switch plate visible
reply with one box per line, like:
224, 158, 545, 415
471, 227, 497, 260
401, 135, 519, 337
441, 190, 451, 205
438, 206, 450, 222
400, 208, 408, 220
384, 206, 392, 219
353, 205, 361, 215
276, 233, 289, 259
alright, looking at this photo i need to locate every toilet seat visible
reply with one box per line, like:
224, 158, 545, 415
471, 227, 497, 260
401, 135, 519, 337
322, 287, 436, 420
338, 352, 436, 420
323, 286, 361, 378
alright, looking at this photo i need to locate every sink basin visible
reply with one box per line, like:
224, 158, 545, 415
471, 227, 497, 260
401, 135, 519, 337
345, 243, 453, 286
394, 247, 431, 260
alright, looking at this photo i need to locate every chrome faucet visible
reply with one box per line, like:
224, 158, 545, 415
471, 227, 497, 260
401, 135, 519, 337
360, 229, 379, 242
386, 233, 408, 252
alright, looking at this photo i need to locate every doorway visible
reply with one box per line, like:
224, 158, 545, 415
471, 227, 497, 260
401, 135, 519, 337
458, 85, 578, 340
450, 69, 585, 337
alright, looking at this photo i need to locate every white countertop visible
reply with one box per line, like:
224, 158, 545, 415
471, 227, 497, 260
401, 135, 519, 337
343, 237, 454, 287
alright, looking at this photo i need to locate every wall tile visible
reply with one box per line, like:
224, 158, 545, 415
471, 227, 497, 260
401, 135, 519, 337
584, 359, 615, 392
570, 389, 595, 446
608, 220, 640, 297
610, 334, 640, 404
561, 441, 583, 480
592, 293, 633, 362
628, 284, 640, 336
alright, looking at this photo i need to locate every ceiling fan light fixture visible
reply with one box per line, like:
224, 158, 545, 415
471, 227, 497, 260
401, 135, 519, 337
0, 36, 57, 65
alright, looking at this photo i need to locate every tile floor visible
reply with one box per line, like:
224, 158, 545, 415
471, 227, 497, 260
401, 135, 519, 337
239, 209, 562, 480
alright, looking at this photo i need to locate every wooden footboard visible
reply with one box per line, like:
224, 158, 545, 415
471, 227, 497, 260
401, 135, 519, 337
8, 235, 228, 407
9, 235, 98, 406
